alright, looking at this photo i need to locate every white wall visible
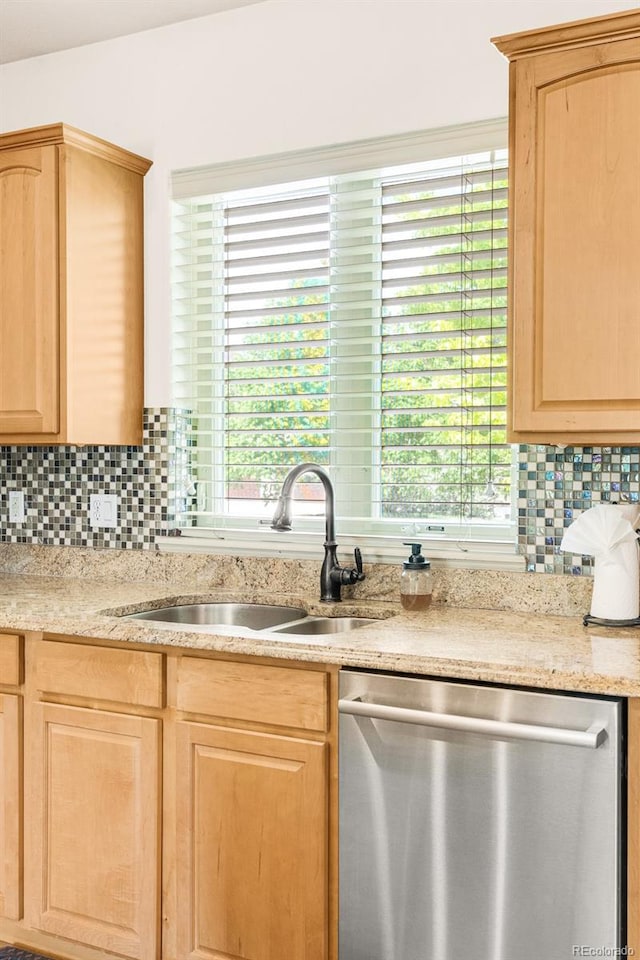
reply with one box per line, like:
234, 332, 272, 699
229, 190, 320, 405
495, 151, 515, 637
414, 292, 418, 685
1, 0, 637, 404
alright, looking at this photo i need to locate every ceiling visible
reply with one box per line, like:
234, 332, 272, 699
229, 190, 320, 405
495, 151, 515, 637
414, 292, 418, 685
0, 0, 266, 65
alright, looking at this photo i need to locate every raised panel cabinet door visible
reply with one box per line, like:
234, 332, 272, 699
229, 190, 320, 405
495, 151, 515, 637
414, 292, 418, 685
0, 145, 59, 435
26, 702, 161, 960
0, 694, 21, 920
628, 698, 640, 955
174, 722, 328, 960
506, 33, 640, 440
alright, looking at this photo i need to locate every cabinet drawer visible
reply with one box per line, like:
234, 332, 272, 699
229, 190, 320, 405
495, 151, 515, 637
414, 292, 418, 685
0, 633, 22, 686
176, 657, 328, 732
34, 639, 164, 708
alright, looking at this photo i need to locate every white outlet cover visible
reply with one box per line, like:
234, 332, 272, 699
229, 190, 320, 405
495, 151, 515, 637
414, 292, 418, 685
89, 494, 119, 528
8, 490, 25, 523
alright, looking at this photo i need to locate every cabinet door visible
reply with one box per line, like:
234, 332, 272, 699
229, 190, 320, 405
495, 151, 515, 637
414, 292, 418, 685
174, 722, 327, 960
508, 37, 640, 441
26, 702, 160, 960
0, 145, 59, 435
0, 693, 21, 920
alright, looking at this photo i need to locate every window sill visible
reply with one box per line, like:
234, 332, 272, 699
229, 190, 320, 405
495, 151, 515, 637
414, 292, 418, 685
156, 529, 523, 572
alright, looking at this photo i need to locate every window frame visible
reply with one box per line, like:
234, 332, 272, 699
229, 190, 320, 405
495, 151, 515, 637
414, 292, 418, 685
168, 119, 520, 568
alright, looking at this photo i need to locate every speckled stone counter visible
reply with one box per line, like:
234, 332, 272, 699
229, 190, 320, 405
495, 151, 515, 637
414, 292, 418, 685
0, 562, 638, 698
0, 542, 594, 614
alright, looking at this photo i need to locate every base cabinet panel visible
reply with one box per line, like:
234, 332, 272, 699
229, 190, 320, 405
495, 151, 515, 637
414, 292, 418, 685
8, 639, 333, 960
26, 702, 161, 960
174, 721, 327, 960
0, 693, 21, 920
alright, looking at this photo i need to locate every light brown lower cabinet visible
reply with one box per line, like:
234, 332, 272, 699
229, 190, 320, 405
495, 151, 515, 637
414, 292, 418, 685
628, 698, 640, 955
165, 653, 333, 960
173, 721, 327, 960
1, 633, 639, 959
0, 636, 335, 960
26, 702, 161, 960
0, 692, 21, 921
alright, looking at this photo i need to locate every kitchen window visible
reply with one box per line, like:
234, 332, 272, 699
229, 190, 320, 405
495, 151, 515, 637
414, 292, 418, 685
170, 120, 517, 565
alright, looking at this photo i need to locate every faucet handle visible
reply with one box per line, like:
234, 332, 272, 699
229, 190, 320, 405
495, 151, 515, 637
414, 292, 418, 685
341, 548, 365, 584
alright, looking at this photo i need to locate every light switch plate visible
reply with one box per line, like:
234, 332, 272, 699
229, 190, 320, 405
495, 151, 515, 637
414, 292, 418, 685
89, 494, 119, 528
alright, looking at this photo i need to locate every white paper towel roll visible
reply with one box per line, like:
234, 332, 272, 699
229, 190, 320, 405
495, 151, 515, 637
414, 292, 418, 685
561, 503, 640, 621
590, 540, 640, 620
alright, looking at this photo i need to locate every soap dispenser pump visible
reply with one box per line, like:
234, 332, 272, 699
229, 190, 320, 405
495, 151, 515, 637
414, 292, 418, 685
400, 542, 433, 611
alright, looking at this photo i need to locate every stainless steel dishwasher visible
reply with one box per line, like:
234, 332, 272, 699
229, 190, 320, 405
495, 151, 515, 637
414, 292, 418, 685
339, 669, 624, 960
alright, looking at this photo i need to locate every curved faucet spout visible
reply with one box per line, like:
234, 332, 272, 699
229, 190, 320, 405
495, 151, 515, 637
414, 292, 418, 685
270, 463, 335, 543
270, 462, 362, 602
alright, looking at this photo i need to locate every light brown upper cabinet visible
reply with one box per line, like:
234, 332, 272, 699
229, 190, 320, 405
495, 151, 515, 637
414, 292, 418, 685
0, 124, 151, 445
492, 11, 640, 443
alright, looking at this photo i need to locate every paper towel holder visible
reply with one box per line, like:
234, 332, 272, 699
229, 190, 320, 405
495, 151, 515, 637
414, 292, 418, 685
583, 614, 640, 628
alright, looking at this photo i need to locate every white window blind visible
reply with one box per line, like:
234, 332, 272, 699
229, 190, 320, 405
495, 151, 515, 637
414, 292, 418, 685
172, 131, 513, 541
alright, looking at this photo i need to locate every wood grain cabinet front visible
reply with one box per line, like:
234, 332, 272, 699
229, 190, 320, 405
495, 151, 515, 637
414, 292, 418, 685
0, 693, 21, 922
492, 11, 640, 443
0, 124, 151, 445
25, 702, 161, 960
0, 633, 22, 687
165, 655, 334, 960
173, 722, 328, 960
21, 637, 163, 960
6, 640, 333, 960
175, 655, 329, 731
0, 632, 23, 922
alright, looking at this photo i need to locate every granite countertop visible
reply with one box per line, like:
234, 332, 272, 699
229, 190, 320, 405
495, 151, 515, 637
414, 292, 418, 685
1, 572, 639, 697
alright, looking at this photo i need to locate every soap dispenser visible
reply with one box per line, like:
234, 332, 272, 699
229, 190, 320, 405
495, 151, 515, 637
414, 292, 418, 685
400, 542, 433, 611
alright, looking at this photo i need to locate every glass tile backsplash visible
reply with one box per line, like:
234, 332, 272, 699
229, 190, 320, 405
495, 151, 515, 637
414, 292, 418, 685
0, 409, 186, 549
1, 419, 638, 575
517, 444, 640, 575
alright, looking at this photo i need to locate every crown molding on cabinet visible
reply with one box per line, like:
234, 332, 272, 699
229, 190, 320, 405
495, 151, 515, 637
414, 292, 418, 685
492, 8, 640, 59
0, 122, 152, 175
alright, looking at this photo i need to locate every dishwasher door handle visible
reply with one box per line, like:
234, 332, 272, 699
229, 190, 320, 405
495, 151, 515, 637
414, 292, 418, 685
338, 696, 607, 748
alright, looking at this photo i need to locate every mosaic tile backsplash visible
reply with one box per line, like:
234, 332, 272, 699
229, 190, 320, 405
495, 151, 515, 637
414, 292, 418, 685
0, 409, 188, 549
1, 419, 639, 575
517, 445, 640, 575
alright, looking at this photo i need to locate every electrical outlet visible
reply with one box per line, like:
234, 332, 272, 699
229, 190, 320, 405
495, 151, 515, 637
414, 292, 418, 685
8, 491, 25, 523
89, 494, 119, 528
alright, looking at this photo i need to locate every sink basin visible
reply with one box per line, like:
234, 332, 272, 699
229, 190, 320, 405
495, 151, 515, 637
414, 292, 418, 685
124, 603, 382, 636
125, 602, 308, 631
272, 617, 376, 635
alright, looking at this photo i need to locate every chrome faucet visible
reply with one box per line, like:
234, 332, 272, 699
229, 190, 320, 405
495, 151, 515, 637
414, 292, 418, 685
271, 462, 365, 602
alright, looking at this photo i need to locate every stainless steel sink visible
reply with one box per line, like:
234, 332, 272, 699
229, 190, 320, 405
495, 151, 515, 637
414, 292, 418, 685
124, 603, 381, 635
125, 602, 307, 631
272, 617, 376, 635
